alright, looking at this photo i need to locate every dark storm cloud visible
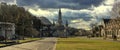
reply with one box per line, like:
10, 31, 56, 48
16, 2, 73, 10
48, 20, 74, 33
51, 10, 93, 25
17, 0, 104, 9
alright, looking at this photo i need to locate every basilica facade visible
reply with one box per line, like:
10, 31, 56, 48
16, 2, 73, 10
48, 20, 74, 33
52, 9, 69, 37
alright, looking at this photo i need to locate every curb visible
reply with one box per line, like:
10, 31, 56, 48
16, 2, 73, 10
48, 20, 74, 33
0, 38, 41, 48
53, 38, 57, 50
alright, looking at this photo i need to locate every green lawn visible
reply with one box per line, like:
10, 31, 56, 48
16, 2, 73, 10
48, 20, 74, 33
18, 38, 41, 43
56, 37, 120, 50
0, 44, 6, 46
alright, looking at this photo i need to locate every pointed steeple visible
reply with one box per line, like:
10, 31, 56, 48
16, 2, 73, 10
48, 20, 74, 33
58, 8, 62, 26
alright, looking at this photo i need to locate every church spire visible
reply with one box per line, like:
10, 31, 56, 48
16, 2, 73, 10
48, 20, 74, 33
58, 8, 62, 26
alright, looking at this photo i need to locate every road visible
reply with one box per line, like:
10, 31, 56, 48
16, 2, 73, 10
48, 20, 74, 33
0, 37, 57, 50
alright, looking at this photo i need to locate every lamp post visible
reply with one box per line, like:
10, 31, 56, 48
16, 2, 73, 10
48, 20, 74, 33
3, 16, 7, 43
22, 19, 25, 40
4, 24, 7, 43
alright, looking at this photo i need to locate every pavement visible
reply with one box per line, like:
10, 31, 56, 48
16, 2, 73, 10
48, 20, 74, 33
0, 37, 57, 50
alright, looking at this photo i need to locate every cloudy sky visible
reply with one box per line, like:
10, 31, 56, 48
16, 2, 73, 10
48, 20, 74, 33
0, 0, 118, 30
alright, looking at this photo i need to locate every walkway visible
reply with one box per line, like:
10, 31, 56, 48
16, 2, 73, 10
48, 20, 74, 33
0, 37, 57, 50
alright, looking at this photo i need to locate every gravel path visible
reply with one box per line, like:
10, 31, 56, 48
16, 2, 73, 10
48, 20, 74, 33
0, 37, 57, 50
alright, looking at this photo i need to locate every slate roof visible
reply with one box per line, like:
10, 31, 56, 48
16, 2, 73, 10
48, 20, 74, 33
0, 22, 15, 25
0, 22, 15, 27
38, 17, 52, 25
103, 19, 111, 23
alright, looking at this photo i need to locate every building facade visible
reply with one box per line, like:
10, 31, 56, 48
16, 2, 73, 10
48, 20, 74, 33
53, 9, 69, 37
0, 22, 15, 40
101, 18, 120, 40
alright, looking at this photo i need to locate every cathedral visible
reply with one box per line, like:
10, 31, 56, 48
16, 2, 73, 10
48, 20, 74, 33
52, 9, 69, 37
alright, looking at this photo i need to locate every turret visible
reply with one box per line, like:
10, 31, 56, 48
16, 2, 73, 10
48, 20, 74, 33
53, 20, 55, 26
65, 20, 68, 27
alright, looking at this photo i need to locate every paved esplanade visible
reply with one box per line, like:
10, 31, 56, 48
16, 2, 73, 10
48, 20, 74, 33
0, 37, 57, 50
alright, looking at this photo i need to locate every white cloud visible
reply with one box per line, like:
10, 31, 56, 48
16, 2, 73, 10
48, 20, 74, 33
91, 0, 115, 19
92, 4, 112, 18
28, 9, 55, 17
27, 5, 58, 20
104, 0, 114, 5
70, 19, 91, 30
0, 0, 16, 5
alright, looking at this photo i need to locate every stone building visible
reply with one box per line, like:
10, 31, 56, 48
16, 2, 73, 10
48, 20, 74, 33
38, 17, 52, 37
101, 18, 120, 40
92, 25, 102, 37
0, 22, 15, 39
32, 17, 52, 37
52, 9, 69, 37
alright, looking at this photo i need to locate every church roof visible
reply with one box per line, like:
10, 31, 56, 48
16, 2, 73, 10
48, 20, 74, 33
0, 22, 15, 25
0, 22, 15, 27
103, 19, 111, 23
38, 17, 52, 25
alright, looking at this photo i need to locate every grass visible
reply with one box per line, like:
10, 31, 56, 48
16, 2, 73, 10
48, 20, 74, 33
56, 37, 120, 50
18, 38, 41, 43
0, 44, 6, 47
